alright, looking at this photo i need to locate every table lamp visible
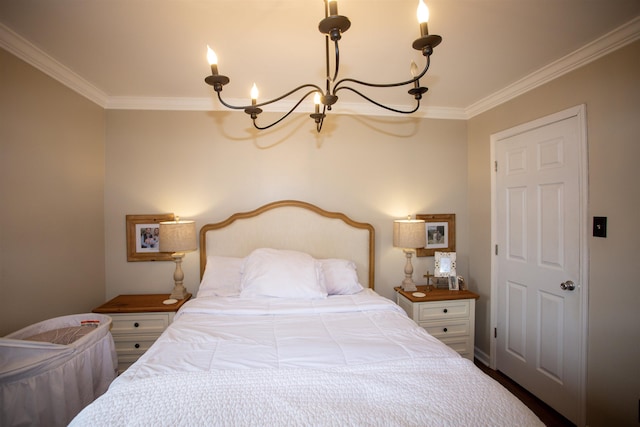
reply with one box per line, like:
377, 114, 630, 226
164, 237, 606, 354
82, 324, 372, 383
159, 218, 197, 300
393, 217, 426, 292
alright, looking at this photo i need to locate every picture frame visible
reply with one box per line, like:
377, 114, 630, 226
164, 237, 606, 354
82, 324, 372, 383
448, 275, 459, 291
126, 213, 175, 262
416, 213, 456, 257
434, 251, 457, 277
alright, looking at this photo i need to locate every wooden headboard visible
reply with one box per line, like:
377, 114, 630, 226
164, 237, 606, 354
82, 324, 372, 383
199, 200, 375, 289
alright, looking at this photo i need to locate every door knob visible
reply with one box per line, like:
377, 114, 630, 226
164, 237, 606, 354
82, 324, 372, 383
560, 280, 575, 291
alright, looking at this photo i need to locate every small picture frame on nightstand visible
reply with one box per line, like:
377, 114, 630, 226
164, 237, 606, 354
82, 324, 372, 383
448, 275, 459, 291
434, 251, 456, 277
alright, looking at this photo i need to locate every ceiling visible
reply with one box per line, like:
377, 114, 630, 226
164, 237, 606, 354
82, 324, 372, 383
1, 0, 639, 120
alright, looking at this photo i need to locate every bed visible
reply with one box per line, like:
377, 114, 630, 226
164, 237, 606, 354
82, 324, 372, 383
71, 200, 542, 426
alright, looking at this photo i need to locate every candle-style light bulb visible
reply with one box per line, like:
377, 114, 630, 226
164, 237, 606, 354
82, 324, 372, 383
313, 92, 321, 114
328, 0, 338, 16
410, 60, 420, 87
250, 83, 259, 106
410, 60, 419, 78
206, 45, 219, 75
417, 0, 430, 37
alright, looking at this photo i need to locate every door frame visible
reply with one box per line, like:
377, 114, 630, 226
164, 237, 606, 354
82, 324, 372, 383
489, 104, 588, 426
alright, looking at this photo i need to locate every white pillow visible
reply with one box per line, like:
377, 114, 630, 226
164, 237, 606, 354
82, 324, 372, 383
320, 258, 364, 295
240, 248, 327, 299
197, 256, 243, 297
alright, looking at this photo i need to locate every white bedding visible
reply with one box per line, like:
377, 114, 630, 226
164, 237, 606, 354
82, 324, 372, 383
71, 290, 543, 426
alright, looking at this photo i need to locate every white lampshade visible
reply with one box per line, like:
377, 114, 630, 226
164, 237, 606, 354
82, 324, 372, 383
393, 219, 426, 249
159, 220, 197, 253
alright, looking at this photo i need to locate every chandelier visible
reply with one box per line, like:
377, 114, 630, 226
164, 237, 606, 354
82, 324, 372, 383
204, 0, 442, 132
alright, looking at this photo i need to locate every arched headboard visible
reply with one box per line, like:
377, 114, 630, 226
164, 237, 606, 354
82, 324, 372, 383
199, 200, 375, 289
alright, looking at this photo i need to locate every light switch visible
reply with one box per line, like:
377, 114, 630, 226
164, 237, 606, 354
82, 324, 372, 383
593, 216, 607, 238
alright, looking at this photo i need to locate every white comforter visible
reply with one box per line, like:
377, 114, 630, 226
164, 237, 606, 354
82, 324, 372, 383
71, 290, 543, 426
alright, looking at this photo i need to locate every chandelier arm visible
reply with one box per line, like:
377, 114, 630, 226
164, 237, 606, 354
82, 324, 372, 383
335, 86, 421, 114
331, 39, 340, 84
216, 91, 245, 110
216, 84, 325, 110
316, 110, 325, 133
333, 55, 431, 93
325, 35, 331, 88
318, 104, 329, 133
252, 90, 320, 130
323, 35, 340, 87
414, 54, 432, 81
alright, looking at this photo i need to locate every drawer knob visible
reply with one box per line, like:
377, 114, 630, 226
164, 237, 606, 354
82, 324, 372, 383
134, 343, 140, 349
443, 328, 448, 333
134, 322, 140, 328
443, 308, 448, 314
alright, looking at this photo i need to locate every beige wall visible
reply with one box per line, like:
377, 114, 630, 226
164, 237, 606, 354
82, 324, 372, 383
104, 110, 468, 302
0, 49, 106, 335
467, 40, 640, 426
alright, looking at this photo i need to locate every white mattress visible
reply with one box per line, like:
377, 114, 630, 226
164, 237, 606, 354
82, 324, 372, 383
71, 290, 543, 426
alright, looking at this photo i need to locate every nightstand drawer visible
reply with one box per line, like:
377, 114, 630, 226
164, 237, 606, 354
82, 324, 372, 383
439, 336, 472, 355
113, 335, 160, 355
110, 314, 170, 335
115, 354, 142, 373
418, 300, 469, 321
422, 319, 470, 338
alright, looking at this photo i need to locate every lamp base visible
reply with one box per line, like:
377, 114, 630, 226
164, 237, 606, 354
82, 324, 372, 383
169, 253, 189, 300
401, 249, 418, 292
169, 284, 188, 300
401, 279, 418, 292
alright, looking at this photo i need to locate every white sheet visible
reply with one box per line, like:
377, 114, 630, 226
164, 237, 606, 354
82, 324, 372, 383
71, 291, 543, 426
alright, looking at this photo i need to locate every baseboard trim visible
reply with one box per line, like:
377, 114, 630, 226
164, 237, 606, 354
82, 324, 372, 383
474, 347, 490, 366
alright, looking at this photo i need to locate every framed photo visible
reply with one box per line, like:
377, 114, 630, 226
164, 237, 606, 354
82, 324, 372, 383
416, 213, 456, 257
126, 214, 175, 262
448, 275, 459, 291
434, 251, 457, 277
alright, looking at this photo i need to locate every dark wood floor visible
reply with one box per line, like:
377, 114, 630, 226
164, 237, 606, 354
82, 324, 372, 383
474, 359, 575, 427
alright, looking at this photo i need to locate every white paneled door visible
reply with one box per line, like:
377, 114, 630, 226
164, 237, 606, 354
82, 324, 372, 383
491, 106, 587, 425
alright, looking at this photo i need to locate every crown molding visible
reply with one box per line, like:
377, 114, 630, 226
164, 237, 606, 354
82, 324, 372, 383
0, 23, 109, 107
106, 96, 468, 120
106, 96, 217, 111
3, 17, 638, 120
465, 16, 640, 119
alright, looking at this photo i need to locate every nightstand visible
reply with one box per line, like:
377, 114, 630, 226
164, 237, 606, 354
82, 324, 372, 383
395, 286, 479, 360
93, 293, 191, 373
